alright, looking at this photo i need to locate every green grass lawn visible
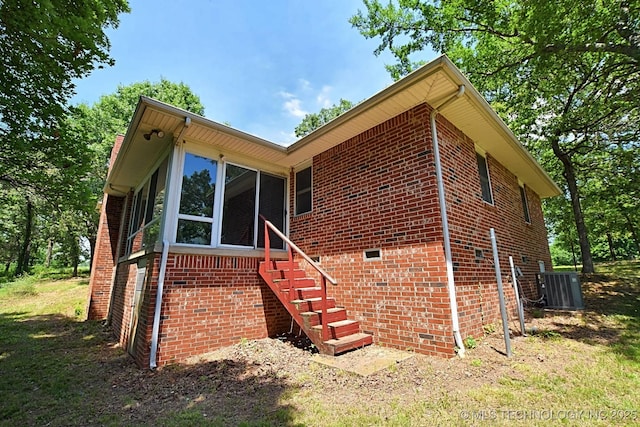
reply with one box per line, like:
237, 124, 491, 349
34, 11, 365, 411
0, 263, 638, 426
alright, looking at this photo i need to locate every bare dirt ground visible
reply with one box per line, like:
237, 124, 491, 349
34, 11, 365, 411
92, 272, 637, 426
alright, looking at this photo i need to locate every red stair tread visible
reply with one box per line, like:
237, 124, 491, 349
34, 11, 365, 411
325, 333, 374, 354
312, 319, 357, 329
296, 287, 322, 292
300, 307, 344, 316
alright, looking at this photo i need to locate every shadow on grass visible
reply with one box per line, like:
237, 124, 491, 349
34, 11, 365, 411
532, 273, 640, 364
0, 312, 302, 426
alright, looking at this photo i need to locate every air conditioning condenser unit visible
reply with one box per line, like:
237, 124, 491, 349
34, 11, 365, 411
536, 272, 584, 310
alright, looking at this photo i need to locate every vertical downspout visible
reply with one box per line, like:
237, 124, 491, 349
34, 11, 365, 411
149, 239, 170, 369
149, 116, 190, 369
429, 85, 466, 357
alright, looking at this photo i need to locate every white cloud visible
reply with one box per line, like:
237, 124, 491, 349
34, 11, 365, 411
316, 85, 333, 108
278, 82, 334, 118
298, 78, 311, 91
279, 90, 308, 118
283, 98, 307, 118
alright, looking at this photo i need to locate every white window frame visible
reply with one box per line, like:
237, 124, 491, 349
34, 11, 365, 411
173, 150, 222, 247
170, 147, 288, 250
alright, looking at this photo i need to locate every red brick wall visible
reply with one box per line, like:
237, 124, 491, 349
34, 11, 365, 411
109, 258, 143, 347
153, 254, 291, 366
290, 104, 455, 356
433, 114, 552, 340
87, 194, 125, 320
109, 253, 160, 368
87, 135, 126, 320
108, 253, 291, 368
289, 102, 552, 356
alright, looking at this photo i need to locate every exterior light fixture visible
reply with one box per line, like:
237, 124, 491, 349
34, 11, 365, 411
143, 129, 165, 140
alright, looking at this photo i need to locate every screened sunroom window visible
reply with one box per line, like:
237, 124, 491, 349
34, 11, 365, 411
220, 164, 257, 246
174, 152, 286, 249
126, 156, 169, 254
176, 153, 217, 245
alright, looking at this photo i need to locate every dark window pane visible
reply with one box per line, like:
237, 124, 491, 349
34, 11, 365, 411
143, 221, 160, 249
179, 153, 217, 217
221, 165, 257, 246
295, 167, 312, 214
258, 173, 286, 249
520, 186, 531, 223
176, 219, 212, 245
144, 169, 158, 224
151, 157, 169, 222
476, 153, 493, 204
128, 192, 140, 238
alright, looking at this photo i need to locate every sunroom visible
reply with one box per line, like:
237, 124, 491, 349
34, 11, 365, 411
110, 100, 292, 259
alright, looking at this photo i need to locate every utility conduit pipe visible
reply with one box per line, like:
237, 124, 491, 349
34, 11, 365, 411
150, 239, 170, 369
429, 85, 466, 357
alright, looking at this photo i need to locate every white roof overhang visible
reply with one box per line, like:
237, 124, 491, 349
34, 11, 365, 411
106, 55, 560, 198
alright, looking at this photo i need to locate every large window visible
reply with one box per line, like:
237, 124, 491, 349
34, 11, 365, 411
476, 153, 493, 204
258, 172, 286, 249
520, 185, 531, 223
221, 164, 257, 246
126, 157, 169, 254
295, 166, 312, 215
175, 153, 286, 249
176, 153, 217, 245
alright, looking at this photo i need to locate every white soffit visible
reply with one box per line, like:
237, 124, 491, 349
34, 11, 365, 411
107, 55, 560, 198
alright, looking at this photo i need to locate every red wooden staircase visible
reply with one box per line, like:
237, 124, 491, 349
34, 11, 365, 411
258, 218, 373, 356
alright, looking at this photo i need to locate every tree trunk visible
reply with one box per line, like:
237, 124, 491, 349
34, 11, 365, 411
45, 239, 54, 267
570, 239, 578, 272
606, 232, 617, 261
86, 218, 98, 273
622, 211, 640, 255
87, 235, 96, 272
69, 235, 80, 277
16, 198, 34, 276
551, 139, 595, 273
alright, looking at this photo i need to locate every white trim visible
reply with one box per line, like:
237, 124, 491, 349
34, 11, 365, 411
176, 213, 215, 223
165, 145, 185, 244
168, 152, 289, 250
212, 156, 225, 247
253, 170, 261, 247
184, 139, 289, 176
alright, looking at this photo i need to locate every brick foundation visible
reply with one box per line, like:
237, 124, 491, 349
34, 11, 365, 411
108, 253, 291, 368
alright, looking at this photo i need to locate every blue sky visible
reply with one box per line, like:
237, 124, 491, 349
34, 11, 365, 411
71, 0, 436, 145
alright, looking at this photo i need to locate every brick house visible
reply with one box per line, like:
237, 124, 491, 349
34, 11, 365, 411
88, 55, 559, 368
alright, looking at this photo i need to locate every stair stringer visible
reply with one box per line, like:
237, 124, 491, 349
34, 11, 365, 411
258, 260, 372, 355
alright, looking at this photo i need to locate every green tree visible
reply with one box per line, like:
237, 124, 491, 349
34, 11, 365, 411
351, 0, 640, 273
71, 79, 205, 265
0, 0, 130, 275
294, 99, 355, 137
